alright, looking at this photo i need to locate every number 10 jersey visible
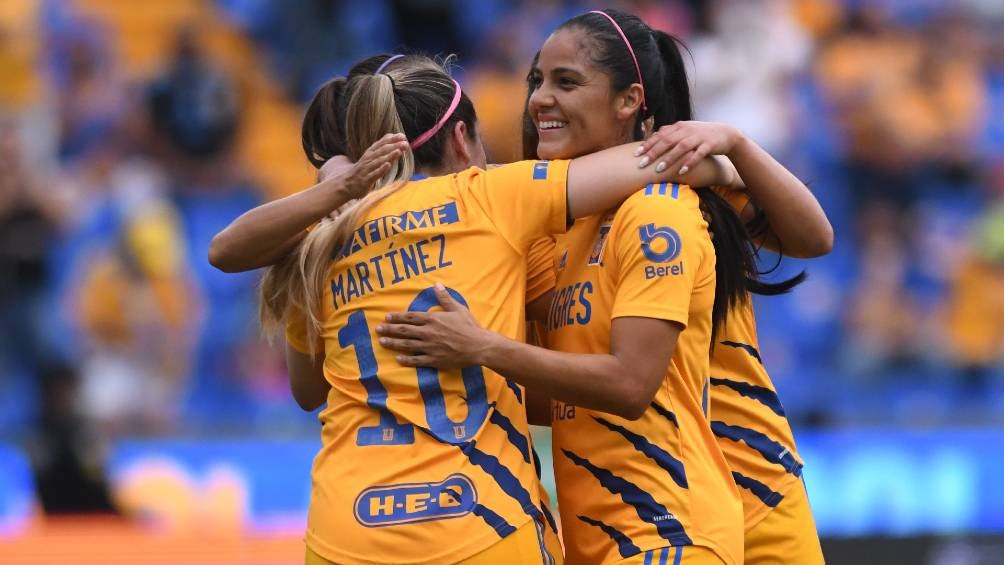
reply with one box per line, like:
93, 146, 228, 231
285, 161, 569, 565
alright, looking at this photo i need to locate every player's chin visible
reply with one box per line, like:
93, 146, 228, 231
536, 137, 576, 160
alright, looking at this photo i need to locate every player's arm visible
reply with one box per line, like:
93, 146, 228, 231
526, 390, 553, 426
635, 121, 833, 258
376, 284, 676, 420
208, 134, 409, 272
564, 144, 735, 218
285, 344, 330, 411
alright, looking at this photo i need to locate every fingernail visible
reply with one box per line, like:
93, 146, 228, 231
386, 314, 393, 321
638, 156, 650, 168
434, 282, 445, 291
375, 325, 384, 332
679, 165, 689, 175
655, 161, 667, 174
633, 145, 645, 157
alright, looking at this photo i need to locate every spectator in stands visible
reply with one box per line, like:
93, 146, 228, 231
147, 29, 279, 426
0, 116, 59, 427
690, 0, 812, 155
945, 162, 1004, 389
30, 362, 118, 514
843, 201, 923, 377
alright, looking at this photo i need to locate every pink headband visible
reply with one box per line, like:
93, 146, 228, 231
410, 79, 463, 150
375, 54, 404, 74
589, 10, 647, 113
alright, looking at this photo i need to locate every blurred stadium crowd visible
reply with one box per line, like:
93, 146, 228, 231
0, 0, 1003, 507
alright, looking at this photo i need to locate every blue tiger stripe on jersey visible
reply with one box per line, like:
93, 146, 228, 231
471, 503, 518, 538
701, 379, 709, 417
419, 427, 544, 525
489, 408, 531, 463
577, 514, 641, 558
506, 379, 523, 403
650, 402, 680, 427
731, 471, 784, 508
562, 449, 692, 546
710, 421, 803, 476
710, 377, 786, 417
720, 340, 763, 364
459, 439, 542, 517
540, 501, 558, 534
593, 416, 688, 488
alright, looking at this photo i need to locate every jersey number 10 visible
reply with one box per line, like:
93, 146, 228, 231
338, 286, 489, 447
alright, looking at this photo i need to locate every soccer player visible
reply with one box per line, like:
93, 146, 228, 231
376, 9, 830, 565
253, 55, 736, 564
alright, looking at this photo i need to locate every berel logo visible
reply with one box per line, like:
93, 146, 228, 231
354, 474, 477, 527
638, 223, 682, 263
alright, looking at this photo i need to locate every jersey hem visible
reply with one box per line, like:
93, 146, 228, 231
611, 306, 688, 326
687, 535, 741, 565
304, 514, 535, 565
741, 472, 804, 532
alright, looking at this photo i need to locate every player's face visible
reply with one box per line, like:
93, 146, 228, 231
528, 28, 637, 159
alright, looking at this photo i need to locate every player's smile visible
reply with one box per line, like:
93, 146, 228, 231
528, 28, 638, 160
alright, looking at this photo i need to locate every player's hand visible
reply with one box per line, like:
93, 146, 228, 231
376, 283, 493, 369
319, 133, 409, 199
635, 121, 741, 178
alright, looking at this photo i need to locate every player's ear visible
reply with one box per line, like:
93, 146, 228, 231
450, 121, 472, 165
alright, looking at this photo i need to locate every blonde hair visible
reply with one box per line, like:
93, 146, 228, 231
259, 57, 477, 354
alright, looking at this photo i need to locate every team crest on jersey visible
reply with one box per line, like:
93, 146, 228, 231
354, 474, 477, 527
587, 213, 616, 266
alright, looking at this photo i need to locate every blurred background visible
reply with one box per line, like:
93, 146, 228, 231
0, 0, 1002, 563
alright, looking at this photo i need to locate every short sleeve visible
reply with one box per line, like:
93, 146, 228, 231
285, 306, 323, 355
712, 186, 751, 214
525, 237, 557, 303
461, 160, 570, 252
609, 190, 710, 326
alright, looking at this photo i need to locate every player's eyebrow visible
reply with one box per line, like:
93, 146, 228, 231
550, 66, 585, 78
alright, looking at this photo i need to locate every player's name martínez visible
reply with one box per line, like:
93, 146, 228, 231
331, 234, 453, 310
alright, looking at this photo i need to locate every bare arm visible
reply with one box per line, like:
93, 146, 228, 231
566, 143, 736, 219
285, 344, 330, 411
636, 121, 833, 258
376, 284, 678, 420
208, 134, 409, 272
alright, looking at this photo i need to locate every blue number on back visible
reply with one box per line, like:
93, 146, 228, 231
338, 287, 490, 446
338, 310, 415, 446
407, 287, 489, 444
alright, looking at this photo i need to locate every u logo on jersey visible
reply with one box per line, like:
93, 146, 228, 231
354, 474, 477, 527
639, 224, 682, 263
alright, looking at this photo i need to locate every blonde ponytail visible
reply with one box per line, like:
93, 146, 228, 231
259, 56, 478, 355
260, 72, 415, 352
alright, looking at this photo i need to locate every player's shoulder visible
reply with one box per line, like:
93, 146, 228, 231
616, 182, 703, 225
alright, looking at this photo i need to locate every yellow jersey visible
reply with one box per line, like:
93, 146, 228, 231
708, 190, 806, 531
286, 160, 569, 564
545, 184, 743, 565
